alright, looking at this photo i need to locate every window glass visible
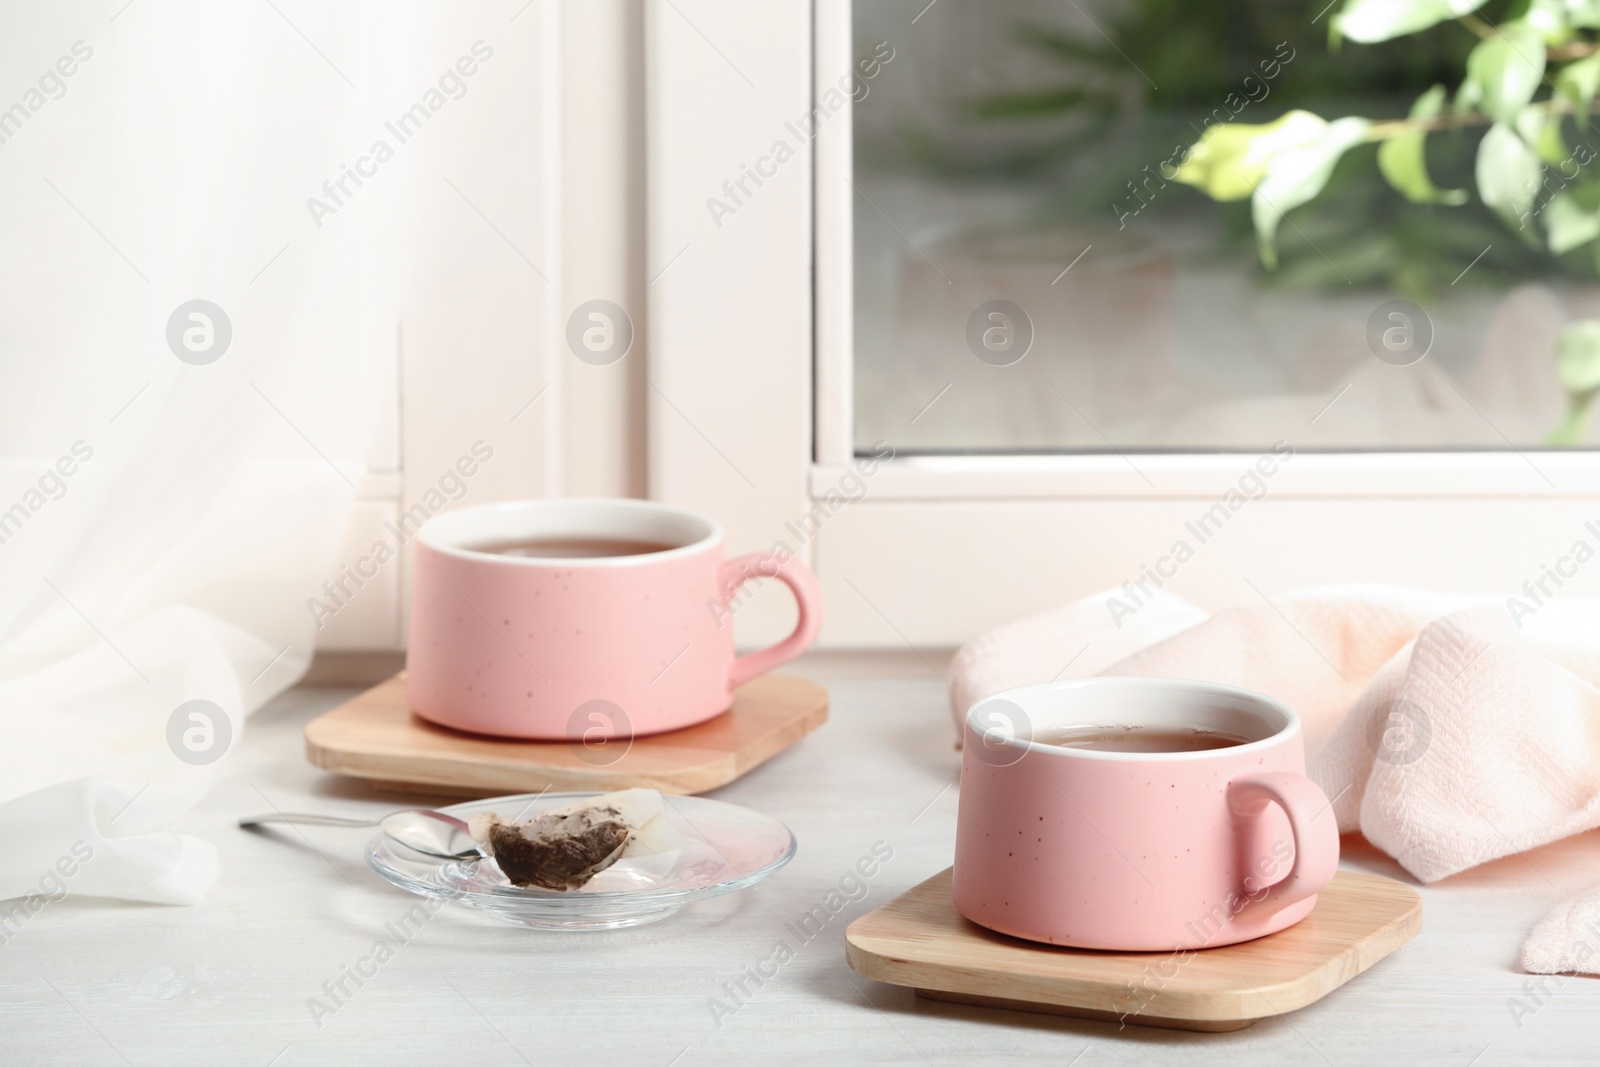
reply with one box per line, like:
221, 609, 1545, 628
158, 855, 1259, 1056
852, 0, 1600, 452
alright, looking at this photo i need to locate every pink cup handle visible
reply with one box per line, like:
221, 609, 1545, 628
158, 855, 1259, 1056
1227, 771, 1340, 924
720, 552, 824, 690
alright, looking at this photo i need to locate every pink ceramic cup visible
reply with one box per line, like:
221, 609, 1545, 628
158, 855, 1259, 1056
405, 498, 823, 740
953, 677, 1338, 951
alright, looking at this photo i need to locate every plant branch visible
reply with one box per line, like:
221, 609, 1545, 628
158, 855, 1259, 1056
1456, 14, 1600, 61
1550, 40, 1600, 60
1363, 97, 1580, 140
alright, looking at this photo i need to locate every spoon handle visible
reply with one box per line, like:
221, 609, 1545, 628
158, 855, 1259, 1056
237, 813, 381, 829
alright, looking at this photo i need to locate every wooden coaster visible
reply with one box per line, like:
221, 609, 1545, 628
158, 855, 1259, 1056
304, 673, 827, 798
846, 867, 1421, 1032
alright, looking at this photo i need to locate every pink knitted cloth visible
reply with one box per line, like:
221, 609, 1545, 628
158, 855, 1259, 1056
948, 584, 1600, 976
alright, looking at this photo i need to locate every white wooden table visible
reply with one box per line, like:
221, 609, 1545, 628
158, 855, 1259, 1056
5, 655, 1600, 1065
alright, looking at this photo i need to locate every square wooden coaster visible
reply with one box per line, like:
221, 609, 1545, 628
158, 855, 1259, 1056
846, 867, 1421, 1032
304, 673, 828, 797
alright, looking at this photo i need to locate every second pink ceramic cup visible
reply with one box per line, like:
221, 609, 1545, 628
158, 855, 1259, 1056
953, 677, 1339, 951
406, 498, 822, 740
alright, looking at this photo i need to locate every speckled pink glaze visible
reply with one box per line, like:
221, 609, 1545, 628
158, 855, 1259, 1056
405, 499, 822, 740
953, 677, 1338, 951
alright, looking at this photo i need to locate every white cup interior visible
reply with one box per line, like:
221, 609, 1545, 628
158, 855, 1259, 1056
417, 498, 720, 566
969, 677, 1295, 760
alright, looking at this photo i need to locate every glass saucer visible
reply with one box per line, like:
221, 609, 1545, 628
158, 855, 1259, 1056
366, 792, 797, 930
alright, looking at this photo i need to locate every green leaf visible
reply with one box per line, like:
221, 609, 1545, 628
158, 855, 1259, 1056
1559, 54, 1600, 126
1560, 0, 1600, 28
1553, 321, 1600, 444
969, 88, 1097, 119
1014, 23, 1119, 67
1550, 393, 1597, 444
1545, 192, 1600, 251
1172, 110, 1336, 202
1558, 319, 1600, 391
1464, 23, 1548, 125
1527, 0, 1577, 43
1252, 117, 1372, 268
1333, 0, 1488, 43
1516, 104, 1569, 164
1475, 122, 1544, 232
1377, 85, 1470, 204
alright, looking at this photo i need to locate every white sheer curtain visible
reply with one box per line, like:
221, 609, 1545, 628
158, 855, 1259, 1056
0, 2, 439, 903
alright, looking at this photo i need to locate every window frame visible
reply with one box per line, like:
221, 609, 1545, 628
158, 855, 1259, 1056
649, 0, 1600, 650
812, 0, 1600, 490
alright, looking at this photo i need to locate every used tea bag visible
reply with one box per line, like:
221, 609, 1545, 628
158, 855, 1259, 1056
468, 788, 686, 891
